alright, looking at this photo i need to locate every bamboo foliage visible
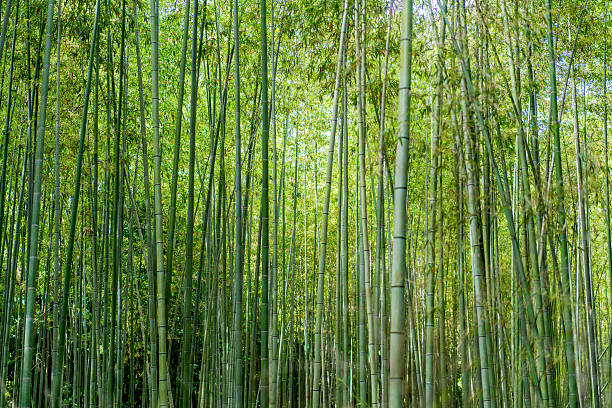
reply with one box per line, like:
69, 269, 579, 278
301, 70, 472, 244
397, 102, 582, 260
0, 1, 610, 407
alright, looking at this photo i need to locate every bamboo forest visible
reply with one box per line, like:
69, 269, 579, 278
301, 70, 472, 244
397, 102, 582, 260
3, 0, 612, 406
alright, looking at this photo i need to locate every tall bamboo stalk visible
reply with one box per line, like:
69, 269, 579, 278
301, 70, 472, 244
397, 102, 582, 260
19, 0, 55, 404
389, 0, 412, 406
150, 0, 171, 402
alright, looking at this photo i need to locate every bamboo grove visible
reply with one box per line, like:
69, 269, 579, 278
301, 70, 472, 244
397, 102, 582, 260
0, 0, 612, 406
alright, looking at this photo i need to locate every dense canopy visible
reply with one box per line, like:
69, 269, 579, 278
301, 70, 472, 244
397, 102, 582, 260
0, 0, 611, 407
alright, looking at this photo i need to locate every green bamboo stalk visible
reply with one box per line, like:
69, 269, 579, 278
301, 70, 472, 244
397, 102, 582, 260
389, 0, 412, 406
150, 0, 171, 402
18, 0, 55, 404
269, 3, 280, 404
424, 1, 446, 404
260, 0, 270, 403
603, 5, 612, 406
377, 12, 392, 407
0, 9, 19, 401
230, 0, 245, 404
335, 95, 344, 408
180, 0, 197, 405
134, 5, 158, 406
49, 0, 62, 404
